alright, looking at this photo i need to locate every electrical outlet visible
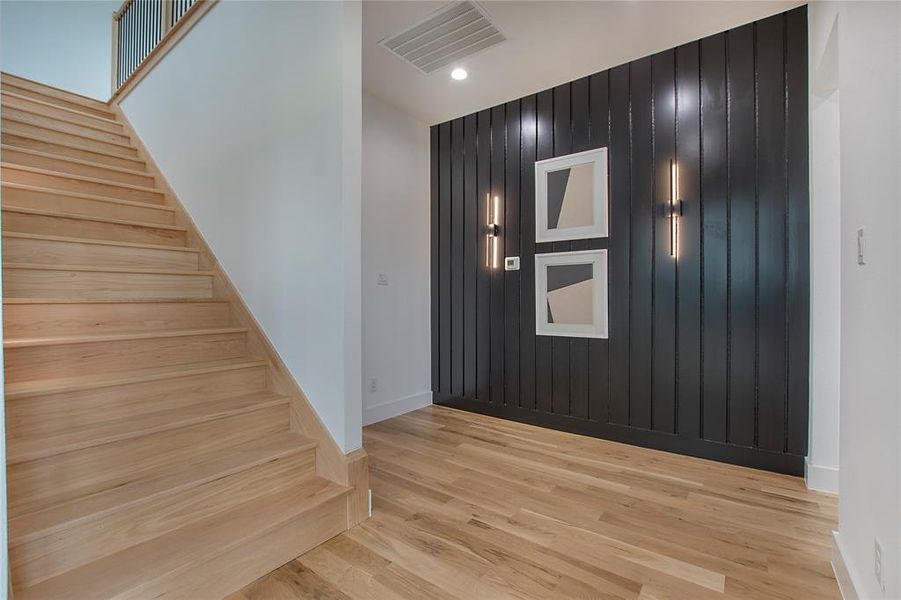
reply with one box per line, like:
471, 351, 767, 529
376, 272, 389, 286
369, 377, 378, 393
874, 538, 885, 591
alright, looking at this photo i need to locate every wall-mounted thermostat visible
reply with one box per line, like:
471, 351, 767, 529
504, 256, 520, 271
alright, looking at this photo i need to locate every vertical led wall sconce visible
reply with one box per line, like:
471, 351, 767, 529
669, 159, 681, 258
486, 194, 500, 269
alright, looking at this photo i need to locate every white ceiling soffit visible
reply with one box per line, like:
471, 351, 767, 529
363, 1, 806, 125
379, 1, 505, 74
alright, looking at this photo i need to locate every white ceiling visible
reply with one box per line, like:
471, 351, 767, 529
363, 0, 804, 125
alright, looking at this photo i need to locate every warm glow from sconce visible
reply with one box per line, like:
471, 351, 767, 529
486, 194, 501, 269
492, 195, 500, 269
670, 160, 679, 258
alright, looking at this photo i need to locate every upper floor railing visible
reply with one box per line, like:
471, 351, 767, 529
111, 0, 199, 93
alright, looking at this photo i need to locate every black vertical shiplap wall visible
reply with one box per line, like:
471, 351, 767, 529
430, 6, 809, 475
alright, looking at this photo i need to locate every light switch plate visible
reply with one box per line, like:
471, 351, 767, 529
857, 228, 866, 265
505, 256, 520, 271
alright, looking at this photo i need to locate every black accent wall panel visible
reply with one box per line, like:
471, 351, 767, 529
430, 6, 809, 475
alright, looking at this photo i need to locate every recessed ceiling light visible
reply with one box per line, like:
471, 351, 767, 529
451, 68, 468, 81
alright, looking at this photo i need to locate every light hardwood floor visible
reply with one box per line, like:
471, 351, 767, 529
230, 405, 839, 599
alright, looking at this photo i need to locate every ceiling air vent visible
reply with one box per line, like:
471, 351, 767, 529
379, 1, 505, 74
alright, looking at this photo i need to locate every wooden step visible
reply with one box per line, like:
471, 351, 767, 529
1, 91, 122, 133
6, 358, 268, 448
5, 327, 248, 383
2, 107, 130, 145
158, 487, 349, 600
2, 206, 186, 246
7, 390, 287, 464
1, 95, 123, 135
7, 367, 271, 454
2, 145, 154, 187
3, 298, 231, 337
2, 164, 164, 204
0, 76, 115, 120
2, 119, 138, 159
2, 184, 174, 225
10, 441, 312, 589
15, 476, 349, 600
8, 402, 291, 520
8, 430, 311, 546
2, 263, 212, 299
4, 356, 267, 400
2, 132, 146, 171
4, 233, 200, 270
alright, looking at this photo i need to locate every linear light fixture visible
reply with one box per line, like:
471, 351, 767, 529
486, 194, 500, 269
670, 160, 680, 258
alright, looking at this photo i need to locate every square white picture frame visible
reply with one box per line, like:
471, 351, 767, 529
535, 147, 608, 243
536, 249, 608, 339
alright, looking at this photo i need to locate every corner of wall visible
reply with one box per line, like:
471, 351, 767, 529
805, 458, 839, 494
832, 532, 862, 600
341, 0, 363, 453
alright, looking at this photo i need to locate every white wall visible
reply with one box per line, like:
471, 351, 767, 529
807, 8, 841, 495
120, 0, 363, 453
0, 0, 117, 100
810, 2, 901, 598
361, 93, 432, 425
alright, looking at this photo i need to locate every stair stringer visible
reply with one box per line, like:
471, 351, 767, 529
107, 103, 370, 530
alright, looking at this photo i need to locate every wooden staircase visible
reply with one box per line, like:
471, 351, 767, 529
1, 72, 368, 599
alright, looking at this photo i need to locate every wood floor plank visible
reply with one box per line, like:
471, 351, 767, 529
237, 406, 839, 599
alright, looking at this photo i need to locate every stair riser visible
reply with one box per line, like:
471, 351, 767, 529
2, 133, 145, 171
2, 120, 138, 158
141, 495, 348, 600
4, 301, 231, 337
7, 365, 267, 436
3, 210, 185, 246
4, 236, 199, 270
2, 186, 173, 225
3, 268, 212, 300
2, 167, 164, 205
0, 82, 115, 120
3, 107, 130, 145
8, 404, 291, 519
10, 452, 316, 588
1, 94, 124, 134
6, 331, 247, 383
3, 148, 154, 187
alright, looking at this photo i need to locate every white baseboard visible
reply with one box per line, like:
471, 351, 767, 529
363, 391, 432, 426
805, 458, 839, 494
832, 531, 862, 600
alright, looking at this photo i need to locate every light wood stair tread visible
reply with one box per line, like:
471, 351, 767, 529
1, 117, 135, 152
1, 145, 149, 177
3, 205, 184, 229
9, 431, 318, 547
8, 391, 288, 465
3, 297, 229, 304
1, 104, 126, 136
5, 326, 246, 348
1, 135, 145, 168
17, 476, 348, 600
1, 74, 113, 113
2, 163, 161, 194
1, 183, 171, 212
1, 91, 121, 126
4, 263, 211, 277
5, 357, 268, 399
3, 231, 199, 253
